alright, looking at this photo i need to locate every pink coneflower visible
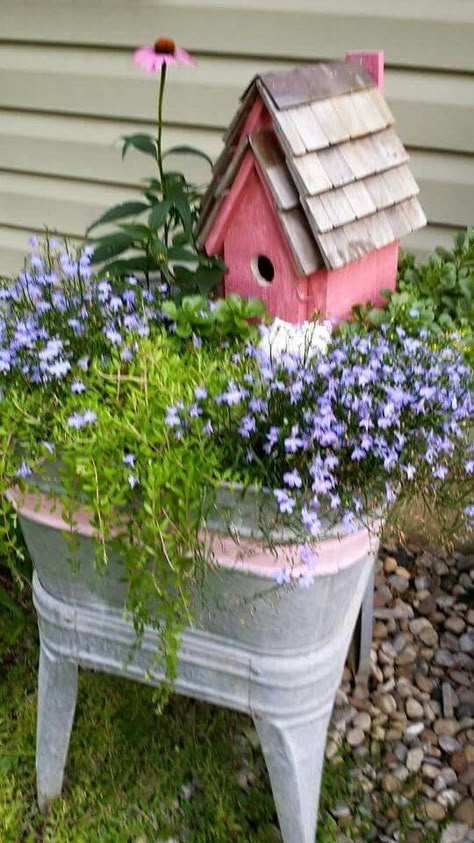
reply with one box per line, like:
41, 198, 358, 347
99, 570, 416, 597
134, 37, 195, 73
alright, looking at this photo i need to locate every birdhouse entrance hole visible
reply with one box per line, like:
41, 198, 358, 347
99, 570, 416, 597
251, 255, 274, 286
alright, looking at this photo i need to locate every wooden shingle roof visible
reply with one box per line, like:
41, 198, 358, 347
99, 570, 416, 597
197, 62, 426, 273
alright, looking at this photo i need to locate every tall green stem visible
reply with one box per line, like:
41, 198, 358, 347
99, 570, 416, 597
157, 64, 167, 194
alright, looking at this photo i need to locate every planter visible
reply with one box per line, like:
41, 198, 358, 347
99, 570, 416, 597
11, 482, 381, 843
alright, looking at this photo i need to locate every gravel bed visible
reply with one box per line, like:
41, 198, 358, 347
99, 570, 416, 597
325, 543, 474, 842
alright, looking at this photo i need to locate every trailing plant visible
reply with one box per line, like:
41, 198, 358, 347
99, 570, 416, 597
87, 37, 225, 297
0, 238, 260, 674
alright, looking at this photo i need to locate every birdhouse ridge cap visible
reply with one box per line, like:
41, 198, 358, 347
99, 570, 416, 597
247, 60, 376, 111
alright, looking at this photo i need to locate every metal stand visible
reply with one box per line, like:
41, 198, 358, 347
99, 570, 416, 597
33, 547, 374, 843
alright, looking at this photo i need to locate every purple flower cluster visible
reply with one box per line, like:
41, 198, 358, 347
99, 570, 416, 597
165, 326, 472, 585
0, 241, 163, 390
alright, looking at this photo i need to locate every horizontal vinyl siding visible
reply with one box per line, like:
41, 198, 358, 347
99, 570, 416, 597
2, 0, 474, 72
0, 1, 473, 273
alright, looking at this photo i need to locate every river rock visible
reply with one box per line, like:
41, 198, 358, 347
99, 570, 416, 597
435, 650, 457, 668
459, 633, 474, 654
389, 575, 410, 594
437, 788, 461, 808
454, 798, 474, 825
415, 673, 433, 694
347, 727, 365, 747
406, 698, 424, 719
353, 712, 371, 733
438, 735, 463, 753
383, 556, 398, 573
396, 645, 417, 666
382, 773, 402, 792
418, 595, 437, 616
441, 824, 469, 843
444, 616, 465, 635
405, 722, 425, 739
406, 748, 424, 773
424, 801, 446, 820
434, 719, 460, 737
434, 767, 458, 791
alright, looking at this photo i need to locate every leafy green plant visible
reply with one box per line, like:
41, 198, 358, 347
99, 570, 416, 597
87, 167, 225, 297
338, 228, 474, 363
86, 41, 225, 297
162, 294, 267, 342
397, 228, 474, 332
0, 238, 254, 677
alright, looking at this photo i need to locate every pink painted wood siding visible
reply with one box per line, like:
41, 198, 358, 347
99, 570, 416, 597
223, 163, 309, 321
306, 241, 399, 321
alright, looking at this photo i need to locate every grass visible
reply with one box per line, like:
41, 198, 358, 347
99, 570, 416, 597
0, 569, 446, 843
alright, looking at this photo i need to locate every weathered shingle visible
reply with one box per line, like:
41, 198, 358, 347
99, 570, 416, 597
278, 208, 323, 275
259, 61, 375, 109
198, 60, 426, 272
249, 131, 299, 211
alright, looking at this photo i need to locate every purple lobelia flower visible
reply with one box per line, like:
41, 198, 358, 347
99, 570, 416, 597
67, 410, 97, 429
71, 380, 86, 394
16, 461, 32, 478
274, 489, 296, 514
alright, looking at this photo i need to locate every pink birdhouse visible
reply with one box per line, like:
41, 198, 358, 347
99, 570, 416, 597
197, 51, 426, 323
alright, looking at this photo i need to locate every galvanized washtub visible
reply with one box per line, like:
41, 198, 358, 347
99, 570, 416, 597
11, 480, 380, 843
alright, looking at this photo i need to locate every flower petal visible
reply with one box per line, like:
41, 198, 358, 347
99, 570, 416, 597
174, 47, 196, 66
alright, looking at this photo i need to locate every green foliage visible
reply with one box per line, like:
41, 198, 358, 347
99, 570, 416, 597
88, 138, 226, 298
397, 228, 474, 332
1, 335, 236, 678
0, 239, 262, 677
162, 294, 267, 342
338, 228, 474, 363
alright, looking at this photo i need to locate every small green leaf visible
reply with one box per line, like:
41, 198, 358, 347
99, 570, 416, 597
366, 308, 386, 326
244, 298, 267, 318
162, 145, 214, 168
182, 295, 206, 314
122, 134, 157, 160
103, 256, 151, 276
149, 236, 168, 265
118, 223, 151, 241
172, 231, 188, 247
454, 231, 466, 250
149, 200, 172, 230
167, 247, 196, 263
161, 301, 179, 320
87, 202, 149, 233
195, 263, 223, 295
174, 266, 198, 290
90, 232, 134, 263
174, 196, 194, 241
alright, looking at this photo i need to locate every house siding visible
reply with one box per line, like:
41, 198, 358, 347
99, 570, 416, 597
0, 0, 473, 272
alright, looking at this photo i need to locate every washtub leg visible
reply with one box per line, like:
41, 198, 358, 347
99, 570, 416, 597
354, 561, 375, 685
36, 640, 78, 812
254, 712, 331, 843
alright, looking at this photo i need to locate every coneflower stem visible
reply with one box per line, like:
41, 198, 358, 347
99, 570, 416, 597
157, 64, 167, 194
